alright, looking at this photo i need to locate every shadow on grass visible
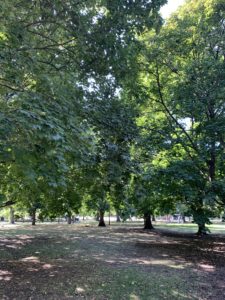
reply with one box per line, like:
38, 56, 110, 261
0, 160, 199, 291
0, 224, 225, 299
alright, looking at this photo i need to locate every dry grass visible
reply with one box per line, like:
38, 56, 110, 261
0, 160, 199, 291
0, 223, 225, 299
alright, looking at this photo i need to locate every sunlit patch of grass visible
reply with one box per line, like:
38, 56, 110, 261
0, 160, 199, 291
155, 222, 225, 234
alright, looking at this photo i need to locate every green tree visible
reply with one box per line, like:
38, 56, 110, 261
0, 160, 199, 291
141, 0, 225, 234
0, 0, 167, 222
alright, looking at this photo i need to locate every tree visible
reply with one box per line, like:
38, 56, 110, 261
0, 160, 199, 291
140, 0, 225, 234
0, 0, 167, 223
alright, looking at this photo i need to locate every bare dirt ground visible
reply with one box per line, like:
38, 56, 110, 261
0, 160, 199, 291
0, 223, 225, 299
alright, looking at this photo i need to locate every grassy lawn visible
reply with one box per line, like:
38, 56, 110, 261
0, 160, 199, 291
0, 222, 225, 299
155, 222, 225, 234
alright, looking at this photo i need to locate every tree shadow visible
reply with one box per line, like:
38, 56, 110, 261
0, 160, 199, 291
0, 225, 225, 299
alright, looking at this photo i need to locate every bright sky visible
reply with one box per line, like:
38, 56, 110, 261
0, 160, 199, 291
160, 0, 186, 19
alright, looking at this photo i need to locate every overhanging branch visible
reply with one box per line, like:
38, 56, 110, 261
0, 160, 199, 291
0, 200, 16, 208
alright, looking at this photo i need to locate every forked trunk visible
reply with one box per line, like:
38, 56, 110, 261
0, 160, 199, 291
98, 211, 106, 227
144, 213, 154, 230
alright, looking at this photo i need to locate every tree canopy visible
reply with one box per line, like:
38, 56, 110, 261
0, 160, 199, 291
0, 0, 224, 233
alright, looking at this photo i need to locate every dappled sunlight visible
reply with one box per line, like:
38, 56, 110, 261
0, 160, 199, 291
171, 290, 194, 299
130, 294, 140, 300
0, 223, 225, 299
132, 258, 186, 269
16, 234, 31, 240
21, 256, 40, 263
27, 267, 39, 272
0, 270, 12, 281
198, 264, 215, 272
42, 263, 53, 270
75, 287, 85, 294
0, 235, 33, 250
134, 258, 171, 265
91, 252, 188, 270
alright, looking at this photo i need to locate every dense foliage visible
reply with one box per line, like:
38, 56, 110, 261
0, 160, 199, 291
0, 0, 224, 233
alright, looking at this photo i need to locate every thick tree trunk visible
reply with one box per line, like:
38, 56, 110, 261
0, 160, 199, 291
144, 213, 154, 230
197, 224, 207, 236
192, 201, 209, 236
31, 209, 36, 226
98, 211, 106, 227
9, 207, 15, 224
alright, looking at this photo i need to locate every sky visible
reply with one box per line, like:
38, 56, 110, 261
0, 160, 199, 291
160, 0, 186, 19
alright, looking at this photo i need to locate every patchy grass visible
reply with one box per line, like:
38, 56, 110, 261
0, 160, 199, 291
0, 223, 225, 299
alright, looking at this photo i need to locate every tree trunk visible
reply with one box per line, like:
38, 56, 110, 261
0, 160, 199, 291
144, 213, 154, 230
116, 212, 121, 222
31, 209, 36, 226
197, 224, 207, 236
9, 206, 15, 224
96, 212, 100, 221
222, 214, 225, 222
98, 211, 106, 227
67, 214, 72, 224
152, 214, 156, 222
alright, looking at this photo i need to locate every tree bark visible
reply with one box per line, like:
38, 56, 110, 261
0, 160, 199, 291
31, 209, 36, 226
67, 214, 72, 224
98, 211, 106, 227
9, 207, 15, 224
144, 213, 154, 230
197, 224, 207, 236
152, 214, 156, 222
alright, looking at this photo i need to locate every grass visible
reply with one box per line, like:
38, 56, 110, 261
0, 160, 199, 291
155, 222, 225, 234
0, 222, 225, 299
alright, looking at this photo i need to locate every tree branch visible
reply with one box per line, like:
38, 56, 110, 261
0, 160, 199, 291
155, 64, 199, 154
0, 200, 16, 208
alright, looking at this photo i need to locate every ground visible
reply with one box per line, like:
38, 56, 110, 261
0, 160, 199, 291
0, 222, 225, 299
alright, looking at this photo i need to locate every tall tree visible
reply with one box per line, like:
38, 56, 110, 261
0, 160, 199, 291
0, 0, 167, 218
141, 0, 225, 234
